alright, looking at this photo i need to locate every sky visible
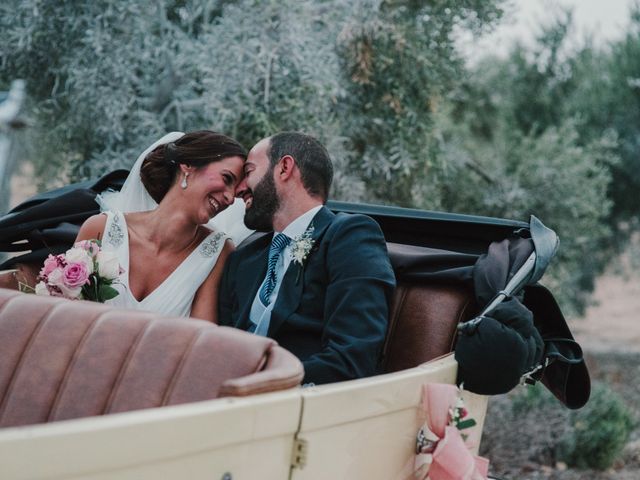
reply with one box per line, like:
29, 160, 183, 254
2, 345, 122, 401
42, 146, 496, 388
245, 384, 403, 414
459, 0, 637, 63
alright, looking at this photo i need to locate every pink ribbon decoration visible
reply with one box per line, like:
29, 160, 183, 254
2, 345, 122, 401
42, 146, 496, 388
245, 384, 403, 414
415, 383, 489, 480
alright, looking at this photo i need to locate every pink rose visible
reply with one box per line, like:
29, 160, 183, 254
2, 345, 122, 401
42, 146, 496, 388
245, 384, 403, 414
65, 246, 94, 274
75, 239, 100, 258
63, 262, 90, 289
41, 254, 60, 277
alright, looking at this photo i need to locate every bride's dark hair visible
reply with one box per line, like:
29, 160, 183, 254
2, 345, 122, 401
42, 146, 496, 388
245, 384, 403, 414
140, 130, 247, 203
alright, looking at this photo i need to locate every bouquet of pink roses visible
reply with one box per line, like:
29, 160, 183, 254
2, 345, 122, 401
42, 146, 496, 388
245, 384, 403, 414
35, 239, 123, 302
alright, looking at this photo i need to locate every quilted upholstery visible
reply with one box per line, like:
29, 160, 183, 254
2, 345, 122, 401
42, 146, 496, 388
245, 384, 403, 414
0, 240, 478, 397
0, 288, 303, 428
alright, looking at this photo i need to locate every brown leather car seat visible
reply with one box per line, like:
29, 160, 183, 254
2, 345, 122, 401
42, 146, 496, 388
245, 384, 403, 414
382, 243, 478, 372
0, 288, 303, 428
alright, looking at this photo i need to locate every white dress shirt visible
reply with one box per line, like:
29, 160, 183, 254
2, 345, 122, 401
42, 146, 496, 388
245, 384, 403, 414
249, 205, 323, 336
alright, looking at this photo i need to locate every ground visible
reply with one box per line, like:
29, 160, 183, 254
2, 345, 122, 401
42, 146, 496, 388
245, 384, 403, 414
569, 252, 640, 354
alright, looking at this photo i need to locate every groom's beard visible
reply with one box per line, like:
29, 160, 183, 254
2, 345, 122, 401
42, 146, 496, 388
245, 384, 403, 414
243, 168, 279, 232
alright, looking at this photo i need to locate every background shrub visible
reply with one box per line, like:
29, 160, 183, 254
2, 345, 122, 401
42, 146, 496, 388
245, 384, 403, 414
558, 383, 635, 470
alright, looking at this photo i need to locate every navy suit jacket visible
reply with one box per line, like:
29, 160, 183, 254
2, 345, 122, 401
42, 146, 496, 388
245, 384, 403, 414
218, 206, 396, 384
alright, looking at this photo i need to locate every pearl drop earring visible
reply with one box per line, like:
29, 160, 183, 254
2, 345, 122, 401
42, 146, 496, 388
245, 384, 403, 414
181, 172, 189, 189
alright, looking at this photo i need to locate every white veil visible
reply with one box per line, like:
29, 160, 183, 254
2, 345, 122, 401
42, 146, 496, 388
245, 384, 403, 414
96, 131, 253, 246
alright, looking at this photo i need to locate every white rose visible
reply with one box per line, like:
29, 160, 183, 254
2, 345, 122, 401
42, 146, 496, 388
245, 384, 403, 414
58, 283, 83, 299
35, 281, 50, 296
65, 247, 94, 274
47, 268, 64, 287
97, 251, 121, 280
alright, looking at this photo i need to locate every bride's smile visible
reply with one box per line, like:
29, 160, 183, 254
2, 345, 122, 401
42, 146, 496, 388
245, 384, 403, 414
207, 195, 221, 215
185, 155, 245, 222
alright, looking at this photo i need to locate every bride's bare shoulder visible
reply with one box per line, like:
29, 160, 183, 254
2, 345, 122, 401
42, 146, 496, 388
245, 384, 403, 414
77, 213, 108, 241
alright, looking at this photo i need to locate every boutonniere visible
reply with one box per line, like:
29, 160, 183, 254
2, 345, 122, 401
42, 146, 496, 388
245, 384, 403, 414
291, 225, 315, 282
291, 225, 315, 266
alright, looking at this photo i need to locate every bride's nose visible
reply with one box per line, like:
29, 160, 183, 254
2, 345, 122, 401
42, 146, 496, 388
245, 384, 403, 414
235, 177, 248, 197
222, 189, 233, 206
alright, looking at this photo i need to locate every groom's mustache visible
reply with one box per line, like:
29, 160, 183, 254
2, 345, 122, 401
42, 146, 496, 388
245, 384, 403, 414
236, 188, 253, 209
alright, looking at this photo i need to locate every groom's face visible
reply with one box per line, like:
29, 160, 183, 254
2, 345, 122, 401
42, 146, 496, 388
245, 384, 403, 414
238, 139, 280, 231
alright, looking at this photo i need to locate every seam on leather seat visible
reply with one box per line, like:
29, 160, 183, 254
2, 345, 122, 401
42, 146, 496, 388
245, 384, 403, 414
254, 346, 269, 373
450, 297, 474, 351
0, 300, 63, 422
102, 317, 152, 414
160, 327, 205, 405
381, 285, 407, 370
47, 311, 103, 422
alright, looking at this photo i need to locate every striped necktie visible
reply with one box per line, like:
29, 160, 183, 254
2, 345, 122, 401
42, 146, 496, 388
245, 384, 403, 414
259, 233, 291, 306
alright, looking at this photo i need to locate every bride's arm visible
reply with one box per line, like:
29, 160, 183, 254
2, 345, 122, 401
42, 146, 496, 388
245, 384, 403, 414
191, 239, 235, 323
76, 214, 107, 242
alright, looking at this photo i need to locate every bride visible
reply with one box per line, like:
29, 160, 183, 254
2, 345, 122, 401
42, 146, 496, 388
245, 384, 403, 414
76, 130, 251, 322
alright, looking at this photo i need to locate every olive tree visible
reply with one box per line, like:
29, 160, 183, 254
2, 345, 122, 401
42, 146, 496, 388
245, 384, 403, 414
0, 0, 505, 204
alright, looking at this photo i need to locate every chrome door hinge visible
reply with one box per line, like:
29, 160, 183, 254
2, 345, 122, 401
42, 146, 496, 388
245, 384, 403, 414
290, 437, 308, 469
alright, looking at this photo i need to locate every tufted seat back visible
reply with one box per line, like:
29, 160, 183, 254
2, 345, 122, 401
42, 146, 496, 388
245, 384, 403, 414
382, 243, 478, 372
0, 288, 303, 428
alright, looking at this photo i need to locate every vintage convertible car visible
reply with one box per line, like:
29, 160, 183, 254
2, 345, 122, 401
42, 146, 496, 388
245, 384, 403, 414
0, 174, 590, 480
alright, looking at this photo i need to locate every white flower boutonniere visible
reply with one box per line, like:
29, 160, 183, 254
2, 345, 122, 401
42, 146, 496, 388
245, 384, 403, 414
291, 225, 315, 267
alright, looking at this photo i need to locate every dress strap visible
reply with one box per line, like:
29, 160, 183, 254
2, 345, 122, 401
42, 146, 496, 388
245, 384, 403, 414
197, 231, 228, 259
103, 211, 126, 249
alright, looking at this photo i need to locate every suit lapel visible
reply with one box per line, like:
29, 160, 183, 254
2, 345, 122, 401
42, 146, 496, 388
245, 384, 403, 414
234, 233, 271, 330
268, 206, 335, 336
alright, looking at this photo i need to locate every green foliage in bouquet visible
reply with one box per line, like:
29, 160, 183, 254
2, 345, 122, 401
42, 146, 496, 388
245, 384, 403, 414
558, 383, 635, 470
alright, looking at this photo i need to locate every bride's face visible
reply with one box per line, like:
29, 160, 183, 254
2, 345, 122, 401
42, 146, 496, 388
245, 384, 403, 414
185, 156, 245, 222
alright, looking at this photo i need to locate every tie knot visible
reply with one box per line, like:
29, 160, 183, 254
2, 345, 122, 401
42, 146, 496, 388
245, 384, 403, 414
270, 233, 290, 256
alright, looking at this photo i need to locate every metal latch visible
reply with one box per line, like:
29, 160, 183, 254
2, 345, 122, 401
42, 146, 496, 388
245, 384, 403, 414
291, 437, 308, 469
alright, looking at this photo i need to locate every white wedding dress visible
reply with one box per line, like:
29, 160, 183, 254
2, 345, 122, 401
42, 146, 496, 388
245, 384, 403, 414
101, 211, 228, 316
96, 132, 253, 317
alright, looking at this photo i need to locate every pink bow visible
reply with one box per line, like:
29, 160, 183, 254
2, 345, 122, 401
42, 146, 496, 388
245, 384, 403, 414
414, 383, 489, 480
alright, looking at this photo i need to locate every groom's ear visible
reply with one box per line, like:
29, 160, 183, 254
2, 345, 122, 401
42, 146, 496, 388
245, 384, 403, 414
277, 155, 296, 181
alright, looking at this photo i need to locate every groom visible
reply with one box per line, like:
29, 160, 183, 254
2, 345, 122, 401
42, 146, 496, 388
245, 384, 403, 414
218, 132, 396, 385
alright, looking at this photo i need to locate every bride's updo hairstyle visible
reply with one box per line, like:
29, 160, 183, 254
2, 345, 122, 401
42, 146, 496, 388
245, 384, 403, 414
140, 130, 247, 203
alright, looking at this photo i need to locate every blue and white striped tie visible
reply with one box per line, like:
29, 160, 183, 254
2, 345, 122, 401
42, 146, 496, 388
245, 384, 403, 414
259, 233, 291, 306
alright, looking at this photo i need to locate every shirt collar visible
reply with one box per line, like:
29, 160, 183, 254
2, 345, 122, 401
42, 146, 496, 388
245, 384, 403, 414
279, 205, 323, 240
